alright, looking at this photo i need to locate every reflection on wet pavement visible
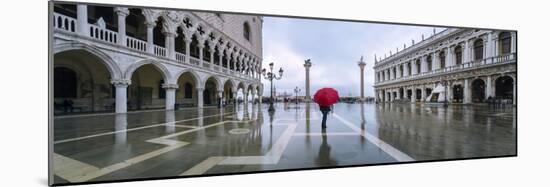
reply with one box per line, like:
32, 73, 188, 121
53, 102, 516, 184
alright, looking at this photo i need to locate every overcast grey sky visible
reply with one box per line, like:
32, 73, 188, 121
260, 16, 446, 97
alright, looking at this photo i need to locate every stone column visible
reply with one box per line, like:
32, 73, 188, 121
115, 7, 129, 46
209, 45, 216, 69
485, 32, 493, 59
243, 90, 249, 107
251, 89, 257, 105
165, 32, 176, 59
232, 91, 238, 107
112, 79, 130, 114
304, 59, 312, 102
358, 57, 366, 100
463, 41, 470, 64
197, 87, 204, 108
198, 42, 205, 66
421, 85, 426, 102
217, 90, 223, 108
258, 91, 263, 105
184, 37, 192, 64
486, 76, 493, 99
511, 32, 517, 53
513, 77, 517, 105
398, 63, 405, 78
446, 47, 453, 67
463, 79, 471, 104
146, 22, 155, 54
76, 4, 88, 36
226, 56, 232, 71
411, 86, 416, 103
232, 56, 237, 73
411, 60, 418, 75
218, 48, 225, 68
163, 84, 178, 110
403, 64, 409, 77
434, 52, 440, 70
448, 82, 454, 102
421, 56, 428, 73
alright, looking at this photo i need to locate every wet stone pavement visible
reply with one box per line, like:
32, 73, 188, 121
52, 103, 516, 184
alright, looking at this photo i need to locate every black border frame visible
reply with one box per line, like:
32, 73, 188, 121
48, 0, 518, 186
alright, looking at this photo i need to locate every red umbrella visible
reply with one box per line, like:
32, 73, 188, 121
313, 88, 340, 107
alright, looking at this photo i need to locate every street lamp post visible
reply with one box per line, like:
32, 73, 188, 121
262, 62, 284, 112
294, 86, 301, 105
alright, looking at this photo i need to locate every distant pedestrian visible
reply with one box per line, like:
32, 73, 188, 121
320, 105, 331, 128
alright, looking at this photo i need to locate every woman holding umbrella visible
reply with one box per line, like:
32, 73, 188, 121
313, 88, 340, 129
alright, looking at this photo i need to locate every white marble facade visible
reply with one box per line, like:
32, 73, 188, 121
52, 3, 264, 113
373, 28, 516, 105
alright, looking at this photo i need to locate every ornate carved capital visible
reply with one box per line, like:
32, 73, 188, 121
111, 79, 131, 87
114, 7, 129, 17
162, 83, 178, 89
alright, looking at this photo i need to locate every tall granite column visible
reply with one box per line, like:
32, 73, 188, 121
304, 59, 312, 102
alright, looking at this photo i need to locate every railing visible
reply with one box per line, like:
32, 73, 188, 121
213, 65, 220, 71
89, 24, 118, 44
491, 53, 515, 64
189, 57, 200, 65
175, 52, 185, 63
53, 13, 76, 32
375, 53, 516, 86
203, 62, 210, 69
126, 37, 147, 52
154, 45, 166, 57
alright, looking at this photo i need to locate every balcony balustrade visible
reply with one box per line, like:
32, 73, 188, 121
89, 24, 118, 44
53, 13, 76, 32
175, 52, 185, 63
52, 12, 264, 82
126, 37, 147, 52
375, 53, 516, 85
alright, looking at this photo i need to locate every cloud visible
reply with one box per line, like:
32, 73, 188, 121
261, 17, 447, 97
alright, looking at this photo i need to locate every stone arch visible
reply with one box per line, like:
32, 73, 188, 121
54, 47, 118, 113
175, 69, 200, 107
223, 78, 237, 91
173, 68, 201, 86
54, 42, 122, 80
471, 78, 486, 103
494, 75, 514, 100
222, 78, 237, 103
237, 81, 248, 99
142, 9, 162, 24
203, 76, 220, 106
203, 75, 223, 91
124, 59, 172, 83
